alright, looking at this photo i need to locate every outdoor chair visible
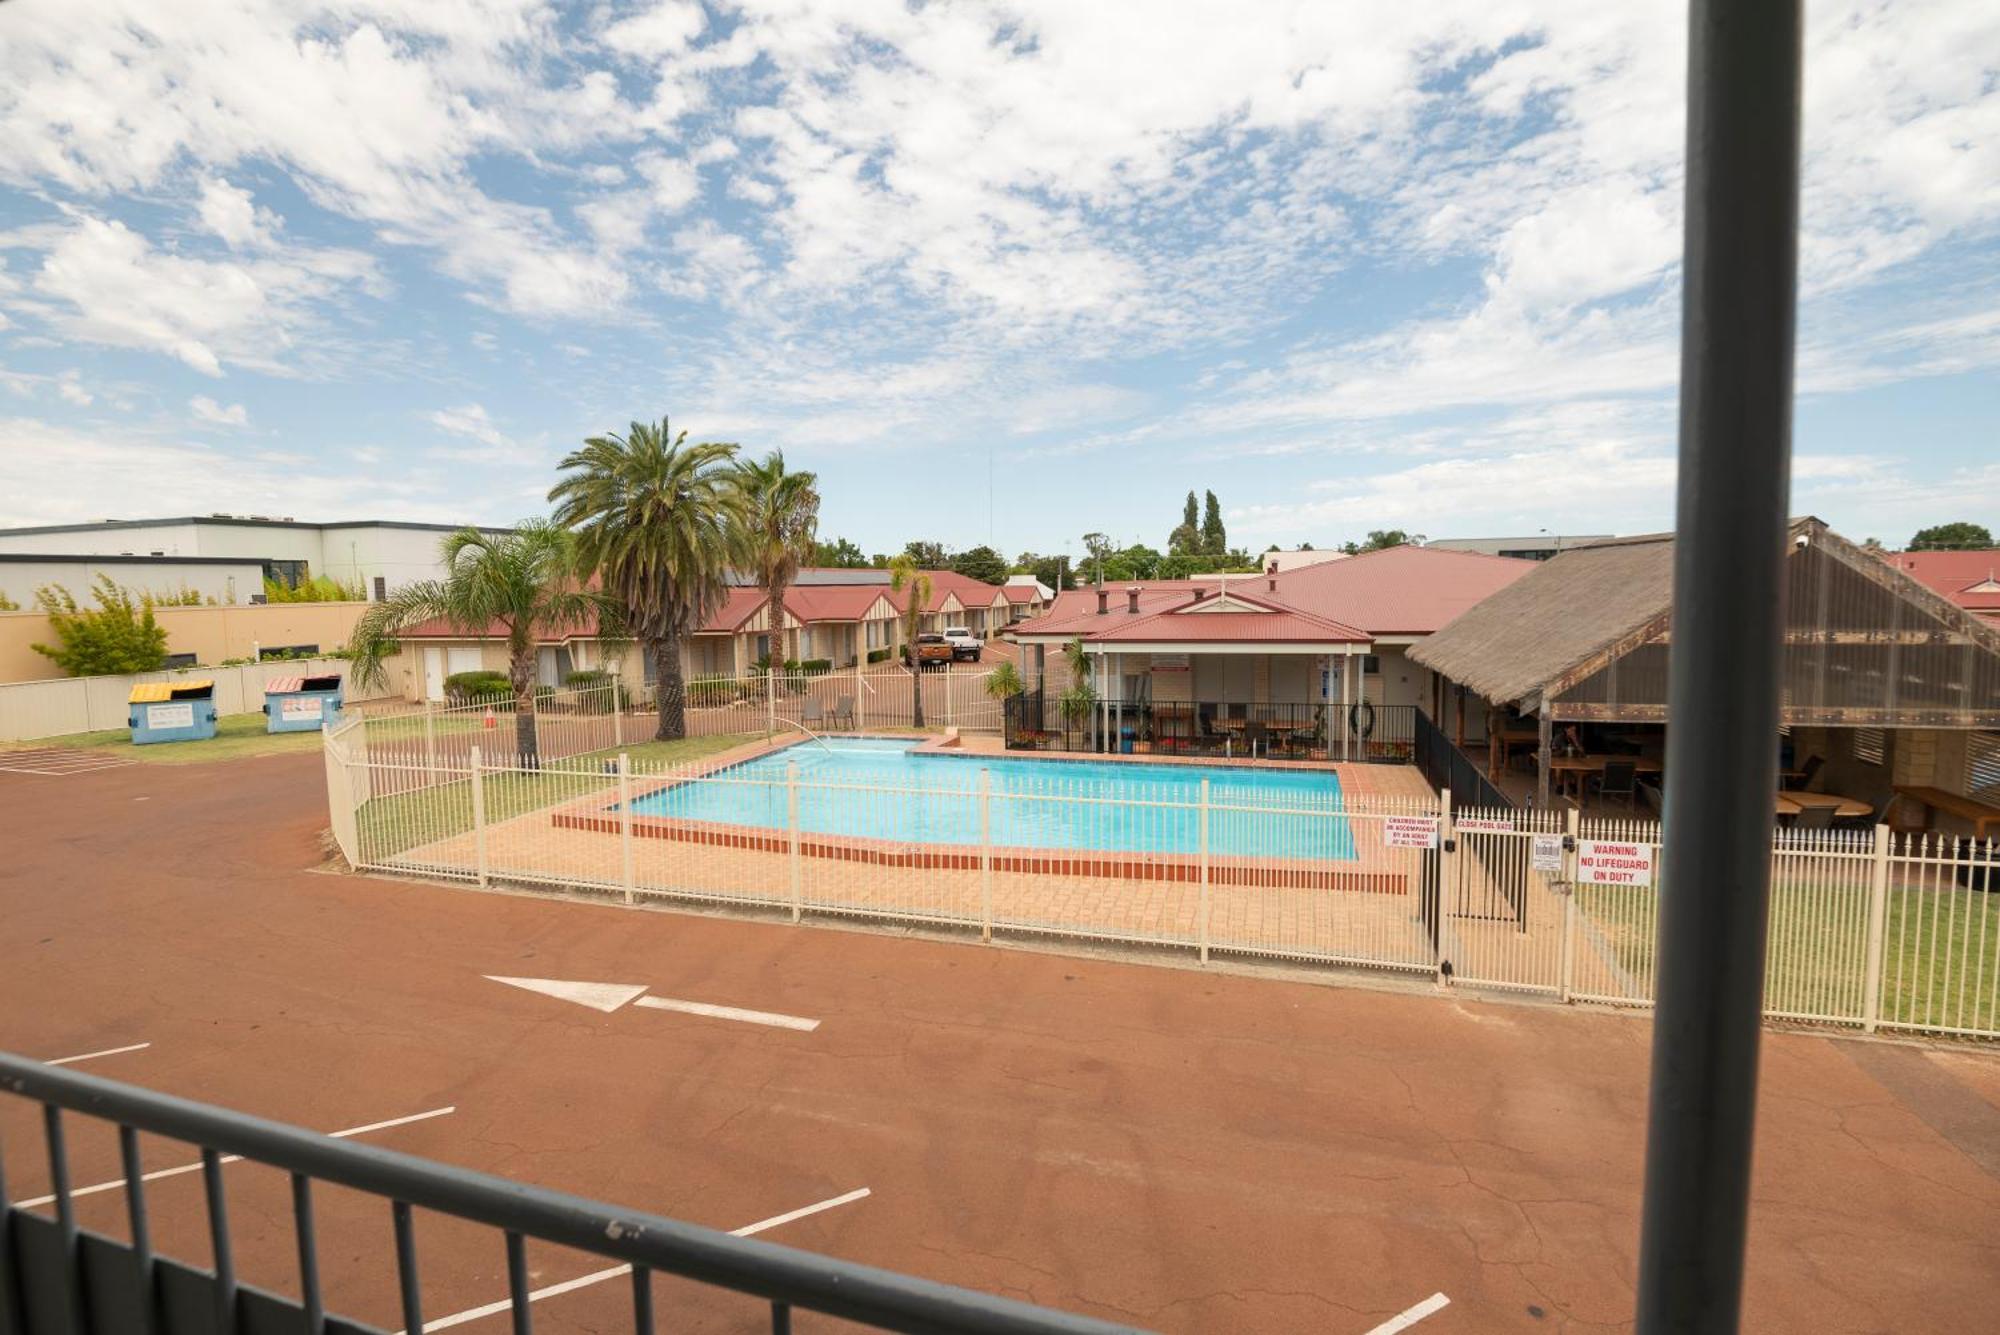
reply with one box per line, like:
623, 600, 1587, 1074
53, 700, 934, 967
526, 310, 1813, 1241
1638, 780, 1666, 817
1596, 759, 1639, 809
802, 699, 826, 730
1785, 754, 1825, 791
831, 695, 855, 728
1793, 804, 1836, 831
1241, 720, 1269, 759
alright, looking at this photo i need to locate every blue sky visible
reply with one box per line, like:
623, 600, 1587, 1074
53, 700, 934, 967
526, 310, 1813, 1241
1, 1, 1996, 558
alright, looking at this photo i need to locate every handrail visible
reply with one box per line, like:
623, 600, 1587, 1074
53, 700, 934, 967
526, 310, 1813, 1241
0, 1054, 1141, 1335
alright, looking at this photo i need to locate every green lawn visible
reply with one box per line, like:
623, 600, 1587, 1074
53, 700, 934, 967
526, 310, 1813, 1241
1577, 880, 1997, 1033
354, 731, 758, 860
1, 711, 329, 765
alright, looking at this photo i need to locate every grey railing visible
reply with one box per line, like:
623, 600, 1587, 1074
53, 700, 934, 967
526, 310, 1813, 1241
0, 1053, 1143, 1335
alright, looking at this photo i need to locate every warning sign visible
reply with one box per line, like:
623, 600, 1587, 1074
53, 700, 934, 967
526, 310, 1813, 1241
1531, 834, 1565, 873
146, 702, 194, 730
1383, 816, 1440, 849
1577, 839, 1655, 886
1457, 815, 1514, 833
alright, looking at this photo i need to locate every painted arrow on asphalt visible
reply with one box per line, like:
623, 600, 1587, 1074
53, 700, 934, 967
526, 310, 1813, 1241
485, 975, 821, 1031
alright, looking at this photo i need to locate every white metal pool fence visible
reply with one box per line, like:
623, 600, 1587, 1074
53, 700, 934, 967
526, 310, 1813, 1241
322, 719, 1999, 1041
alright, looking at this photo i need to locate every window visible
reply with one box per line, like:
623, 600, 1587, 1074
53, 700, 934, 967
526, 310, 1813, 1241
372, 576, 387, 601
263, 559, 308, 588
1970, 733, 2000, 801
163, 652, 198, 669
259, 643, 319, 660
1852, 727, 1886, 765
1361, 654, 1381, 675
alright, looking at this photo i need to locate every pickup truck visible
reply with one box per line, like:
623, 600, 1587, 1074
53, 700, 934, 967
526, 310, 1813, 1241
903, 633, 954, 669
941, 627, 984, 661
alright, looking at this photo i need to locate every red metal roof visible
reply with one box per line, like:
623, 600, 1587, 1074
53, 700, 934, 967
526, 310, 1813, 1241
1884, 550, 2000, 617
1086, 607, 1367, 645
1269, 545, 1538, 635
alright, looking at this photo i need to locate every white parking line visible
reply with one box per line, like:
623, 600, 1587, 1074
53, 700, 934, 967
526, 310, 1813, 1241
1364, 1292, 1451, 1334
410, 1187, 872, 1333
632, 995, 820, 1032
18, 1106, 456, 1209
45, 1042, 151, 1067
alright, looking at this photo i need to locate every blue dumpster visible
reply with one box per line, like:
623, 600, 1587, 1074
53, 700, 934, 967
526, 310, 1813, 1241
262, 673, 344, 733
128, 679, 218, 745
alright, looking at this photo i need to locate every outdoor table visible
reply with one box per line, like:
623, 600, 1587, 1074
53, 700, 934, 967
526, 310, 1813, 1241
1775, 792, 1873, 821
1548, 754, 1662, 799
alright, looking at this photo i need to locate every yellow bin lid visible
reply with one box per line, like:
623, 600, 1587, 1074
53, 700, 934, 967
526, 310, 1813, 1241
130, 679, 213, 703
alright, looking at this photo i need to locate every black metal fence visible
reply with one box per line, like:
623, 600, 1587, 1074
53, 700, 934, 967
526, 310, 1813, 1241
1003, 696, 1417, 763
0, 1053, 1142, 1335
1413, 708, 1512, 809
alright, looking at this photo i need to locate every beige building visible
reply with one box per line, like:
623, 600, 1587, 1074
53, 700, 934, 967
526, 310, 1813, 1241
0, 601, 370, 685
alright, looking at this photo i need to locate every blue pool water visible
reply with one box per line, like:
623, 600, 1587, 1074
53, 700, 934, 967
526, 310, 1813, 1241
626, 738, 1355, 860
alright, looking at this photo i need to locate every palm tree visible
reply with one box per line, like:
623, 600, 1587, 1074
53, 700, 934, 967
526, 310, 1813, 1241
1057, 635, 1097, 750
548, 419, 743, 740
889, 556, 933, 727
735, 450, 820, 669
349, 522, 608, 763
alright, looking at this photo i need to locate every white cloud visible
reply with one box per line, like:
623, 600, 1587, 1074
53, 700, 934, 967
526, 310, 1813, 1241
197, 177, 278, 250
190, 396, 250, 427
56, 371, 92, 406
427, 402, 510, 447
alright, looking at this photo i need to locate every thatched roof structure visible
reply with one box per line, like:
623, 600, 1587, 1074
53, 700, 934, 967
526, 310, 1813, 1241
1411, 518, 2000, 726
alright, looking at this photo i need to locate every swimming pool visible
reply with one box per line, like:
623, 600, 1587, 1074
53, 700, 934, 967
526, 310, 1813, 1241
624, 738, 1355, 860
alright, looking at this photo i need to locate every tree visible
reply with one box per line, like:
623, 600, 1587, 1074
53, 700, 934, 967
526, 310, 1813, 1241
984, 658, 1023, 699
1340, 529, 1424, 554
735, 449, 821, 668
950, 544, 1009, 585
1117, 544, 1162, 580
31, 577, 169, 676
1182, 491, 1199, 533
547, 419, 744, 740
350, 523, 610, 761
0, 590, 17, 611
811, 536, 870, 567
1056, 635, 1097, 749
901, 540, 948, 568
1081, 531, 1115, 583
1167, 521, 1201, 555
889, 556, 933, 727
952, 545, 1008, 586
1014, 551, 1071, 590
1909, 522, 1993, 551
1201, 490, 1226, 555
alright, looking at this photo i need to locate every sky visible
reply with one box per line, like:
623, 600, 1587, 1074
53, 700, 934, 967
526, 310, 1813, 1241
1, 0, 1996, 561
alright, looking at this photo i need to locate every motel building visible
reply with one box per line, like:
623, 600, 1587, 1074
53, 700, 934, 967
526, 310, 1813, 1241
1408, 519, 2000, 833
1005, 546, 1538, 760
382, 567, 1028, 702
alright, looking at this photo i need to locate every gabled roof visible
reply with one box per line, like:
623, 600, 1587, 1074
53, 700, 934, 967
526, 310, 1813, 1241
1403, 535, 1676, 704
1409, 519, 2000, 709
1269, 544, 1538, 635
1086, 604, 1367, 646
1886, 549, 2000, 619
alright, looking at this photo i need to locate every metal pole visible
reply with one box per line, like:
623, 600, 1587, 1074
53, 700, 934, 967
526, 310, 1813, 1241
786, 760, 802, 923
1637, 3, 1801, 1331
470, 745, 489, 888
1197, 777, 1211, 964
978, 768, 993, 942
1861, 823, 1891, 1033
1558, 804, 1581, 1003
423, 701, 438, 786
619, 753, 635, 906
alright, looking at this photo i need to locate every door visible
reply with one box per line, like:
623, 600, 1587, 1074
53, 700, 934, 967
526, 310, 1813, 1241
423, 648, 445, 702
537, 646, 561, 687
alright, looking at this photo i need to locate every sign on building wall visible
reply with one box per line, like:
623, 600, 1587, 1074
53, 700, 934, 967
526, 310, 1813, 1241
1457, 815, 1514, 833
280, 697, 323, 722
147, 702, 194, 730
1383, 816, 1440, 849
1531, 834, 1565, 873
1576, 840, 1655, 886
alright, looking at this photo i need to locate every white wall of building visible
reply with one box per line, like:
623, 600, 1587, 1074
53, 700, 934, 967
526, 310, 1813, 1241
0, 557, 266, 606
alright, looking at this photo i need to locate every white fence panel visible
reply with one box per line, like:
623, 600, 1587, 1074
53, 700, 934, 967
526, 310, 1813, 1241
0, 656, 366, 742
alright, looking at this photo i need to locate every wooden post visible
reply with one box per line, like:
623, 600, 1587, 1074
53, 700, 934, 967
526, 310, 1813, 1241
1537, 711, 1553, 808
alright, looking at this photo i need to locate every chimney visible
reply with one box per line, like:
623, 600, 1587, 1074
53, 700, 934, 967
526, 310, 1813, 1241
1189, 587, 1205, 603
1267, 560, 1279, 593
1126, 586, 1140, 613
1096, 589, 1109, 614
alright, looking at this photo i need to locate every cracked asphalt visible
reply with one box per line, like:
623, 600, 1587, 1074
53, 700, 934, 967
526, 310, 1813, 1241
1, 751, 1995, 1332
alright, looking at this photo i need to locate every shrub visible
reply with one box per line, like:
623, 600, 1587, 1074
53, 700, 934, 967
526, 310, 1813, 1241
797, 658, 832, 675
262, 575, 367, 603
445, 670, 511, 703
867, 647, 892, 664
30, 578, 169, 676
564, 668, 632, 711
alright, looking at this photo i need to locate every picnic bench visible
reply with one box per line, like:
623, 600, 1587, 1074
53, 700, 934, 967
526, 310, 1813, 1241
1892, 785, 2000, 838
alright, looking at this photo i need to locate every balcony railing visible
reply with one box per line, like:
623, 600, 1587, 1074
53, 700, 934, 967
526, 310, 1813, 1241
1003, 694, 1416, 764
0, 1052, 1143, 1335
